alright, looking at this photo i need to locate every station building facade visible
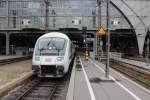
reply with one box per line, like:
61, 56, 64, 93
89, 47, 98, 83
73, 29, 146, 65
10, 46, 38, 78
0, 0, 149, 56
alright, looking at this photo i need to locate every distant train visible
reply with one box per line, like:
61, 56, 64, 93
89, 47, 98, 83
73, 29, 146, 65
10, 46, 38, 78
32, 32, 75, 77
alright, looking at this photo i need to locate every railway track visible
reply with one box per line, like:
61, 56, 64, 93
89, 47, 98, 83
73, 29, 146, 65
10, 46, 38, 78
111, 60, 150, 89
3, 77, 70, 100
2, 57, 75, 100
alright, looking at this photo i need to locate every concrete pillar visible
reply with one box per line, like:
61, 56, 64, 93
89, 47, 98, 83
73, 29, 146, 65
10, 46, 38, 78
5, 33, 10, 55
136, 30, 147, 55
93, 34, 95, 54
137, 35, 146, 55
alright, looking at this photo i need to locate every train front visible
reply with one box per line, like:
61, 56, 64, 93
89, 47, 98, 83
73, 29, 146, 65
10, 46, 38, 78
32, 37, 68, 77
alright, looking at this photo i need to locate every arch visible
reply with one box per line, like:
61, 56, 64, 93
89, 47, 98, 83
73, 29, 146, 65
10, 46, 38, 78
111, 0, 147, 55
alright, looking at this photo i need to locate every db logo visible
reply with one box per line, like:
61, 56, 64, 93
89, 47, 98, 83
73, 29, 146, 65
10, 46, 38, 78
45, 58, 52, 62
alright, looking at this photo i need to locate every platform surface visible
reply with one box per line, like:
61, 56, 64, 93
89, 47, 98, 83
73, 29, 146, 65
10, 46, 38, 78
112, 57, 150, 70
0, 60, 32, 86
68, 57, 150, 100
0, 55, 24, 60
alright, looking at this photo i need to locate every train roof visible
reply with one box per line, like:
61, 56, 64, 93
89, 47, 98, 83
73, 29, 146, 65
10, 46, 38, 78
39, 32, 70, 40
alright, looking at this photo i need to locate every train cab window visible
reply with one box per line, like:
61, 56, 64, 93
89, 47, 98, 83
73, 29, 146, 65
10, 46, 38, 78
35, 41, 40, 56
38, 37, 67, 56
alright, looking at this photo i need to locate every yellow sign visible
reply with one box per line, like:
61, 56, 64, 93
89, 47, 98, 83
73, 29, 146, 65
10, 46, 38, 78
96, 25, 106, 36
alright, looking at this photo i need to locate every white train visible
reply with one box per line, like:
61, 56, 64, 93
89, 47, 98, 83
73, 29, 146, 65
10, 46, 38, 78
32, 32, 75, 77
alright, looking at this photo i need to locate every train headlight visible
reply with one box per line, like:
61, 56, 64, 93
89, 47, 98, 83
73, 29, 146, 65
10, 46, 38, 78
57, 57, 64, 62
35, 56, 40, 61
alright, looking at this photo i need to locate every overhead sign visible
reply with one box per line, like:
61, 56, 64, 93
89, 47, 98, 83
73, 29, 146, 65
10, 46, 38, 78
112, 20, 120, 25
96, 25, 106, 36
73, 17, 82, 25
22, 19, 30, 25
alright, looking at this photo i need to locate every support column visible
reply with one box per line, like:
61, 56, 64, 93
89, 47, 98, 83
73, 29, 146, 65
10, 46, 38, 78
136, 30, 147, 55
94, 33, 97, 59
137, 35, 146, 55
95, 33, 97, 59
5, 33, 10, 55
95, 0, 100, 60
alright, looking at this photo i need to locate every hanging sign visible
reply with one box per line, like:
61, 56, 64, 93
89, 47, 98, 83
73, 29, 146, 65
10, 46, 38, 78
96, 25, 106, 36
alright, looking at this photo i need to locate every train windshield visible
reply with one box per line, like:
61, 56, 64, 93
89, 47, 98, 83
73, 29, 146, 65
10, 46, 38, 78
38, 37, 66, 56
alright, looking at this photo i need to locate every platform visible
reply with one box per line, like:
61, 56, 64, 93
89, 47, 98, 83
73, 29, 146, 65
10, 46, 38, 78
0, 55, 25, 61
67, 57, 150, 100
112, 57, 150, 70
0, 59, 32, 87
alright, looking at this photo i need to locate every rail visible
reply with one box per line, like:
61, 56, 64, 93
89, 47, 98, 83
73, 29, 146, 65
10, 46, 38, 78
111, 60, 150, 89
15, 79, 59, 100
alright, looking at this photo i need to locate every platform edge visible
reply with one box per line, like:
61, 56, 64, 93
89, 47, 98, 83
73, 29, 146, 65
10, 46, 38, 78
66, 58, 76, 100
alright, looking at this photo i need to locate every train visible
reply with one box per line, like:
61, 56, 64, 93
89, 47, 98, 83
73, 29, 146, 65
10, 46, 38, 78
32, 32, 75, 77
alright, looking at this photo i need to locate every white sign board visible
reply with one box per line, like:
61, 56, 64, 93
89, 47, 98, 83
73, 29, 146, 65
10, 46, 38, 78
112, 20, 120, 25
22, 19, 30, 25
72, 17, 81, 25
